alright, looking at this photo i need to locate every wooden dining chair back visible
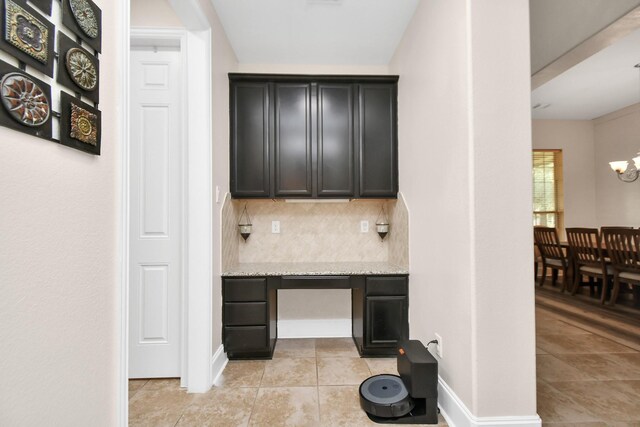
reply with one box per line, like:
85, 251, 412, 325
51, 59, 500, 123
534, 227, 569, 291
566, 227, 610, 302
602, 228, 640, 306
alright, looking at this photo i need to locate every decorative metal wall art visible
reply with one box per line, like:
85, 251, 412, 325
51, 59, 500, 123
1, 72, 49, 125
0, 0, 55, 76
57, 32, 99, 102
0, 59, 51, 139
27, 0, 51, 16
59, 91, 100, 155
61, 0, 100, 52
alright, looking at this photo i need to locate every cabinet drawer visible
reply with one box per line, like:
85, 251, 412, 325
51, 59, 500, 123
225, 302, 267, 326
280, 275, 350, 289
366, 276, 407, 296
224, 278, 267, 302
224, 326, 268, 352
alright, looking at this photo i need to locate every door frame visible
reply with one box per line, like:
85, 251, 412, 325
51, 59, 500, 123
119, 1, 213, 424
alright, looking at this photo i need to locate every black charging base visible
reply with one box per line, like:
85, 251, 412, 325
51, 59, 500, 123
365, 397, 439, 424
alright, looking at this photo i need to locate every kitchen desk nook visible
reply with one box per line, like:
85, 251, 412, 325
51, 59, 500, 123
222, 262, 409, 359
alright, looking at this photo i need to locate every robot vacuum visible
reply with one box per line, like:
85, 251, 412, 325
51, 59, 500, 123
359, 374, 415, 418
359, 340, 439, 424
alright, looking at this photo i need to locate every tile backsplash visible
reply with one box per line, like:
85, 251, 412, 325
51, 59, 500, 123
221, 197, 409, 267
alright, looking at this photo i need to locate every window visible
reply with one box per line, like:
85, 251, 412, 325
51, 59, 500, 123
532, 150, 564, 229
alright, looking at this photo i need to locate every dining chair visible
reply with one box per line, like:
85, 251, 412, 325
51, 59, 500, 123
566, 228, 611, 303
602, 228, 640, 306
534, 227, 569, 291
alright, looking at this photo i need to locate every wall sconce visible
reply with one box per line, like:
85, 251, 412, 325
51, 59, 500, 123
609, 154, 640, 183
376, 205, 390, 241
238, 204, 252, 241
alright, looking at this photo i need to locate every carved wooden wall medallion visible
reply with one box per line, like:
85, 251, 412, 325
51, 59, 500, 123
0, 0, 54, 76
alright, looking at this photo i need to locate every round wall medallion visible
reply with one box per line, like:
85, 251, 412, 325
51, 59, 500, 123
65, 48, 97, 91
69, 0, 98, 39
0, 72, 50, 127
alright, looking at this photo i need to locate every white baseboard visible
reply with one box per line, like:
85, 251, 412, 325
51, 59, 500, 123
210, 344, 228, 387
438, 377, 541, 427
278, 318, 351, 338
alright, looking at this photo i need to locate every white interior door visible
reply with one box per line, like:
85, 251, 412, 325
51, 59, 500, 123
129, 46, 183, 379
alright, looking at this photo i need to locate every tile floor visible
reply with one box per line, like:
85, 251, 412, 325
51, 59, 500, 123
130, 310, 640, 426
535, 307, 640, 425
129, 338, 447, 426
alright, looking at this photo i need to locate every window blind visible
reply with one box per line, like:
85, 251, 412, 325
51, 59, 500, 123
533, 150, 561, 228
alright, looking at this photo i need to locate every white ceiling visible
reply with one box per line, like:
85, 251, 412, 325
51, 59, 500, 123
531, 28, 640, 120
209, 0, 420, 65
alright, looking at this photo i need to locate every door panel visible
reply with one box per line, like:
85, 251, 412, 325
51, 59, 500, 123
230, 83, 271, 197
129, 47, 182, 379
317, 84, 354, 197
274, 83, 312, 197
358, 84, 398, 197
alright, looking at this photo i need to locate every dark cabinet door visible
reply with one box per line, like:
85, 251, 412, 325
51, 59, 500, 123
358, 84, 398, 198
317, 84, 355, 197
274, 83, 313, 197
365, 295, 408, 347
230, 82, 271, 197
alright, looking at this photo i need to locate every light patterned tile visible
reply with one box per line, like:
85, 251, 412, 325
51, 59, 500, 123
317, 358, 371, 386
215, 361, 266, 388
141, 378, 181, 391
273, 338, 316, 359
177, 387, 257, 427
319, 385, 377, 426
316, 338, 359, 358
129, 388, 195, 427
261, 358, 317, 387
364, 358, 397, 376
249, 387, 319, 426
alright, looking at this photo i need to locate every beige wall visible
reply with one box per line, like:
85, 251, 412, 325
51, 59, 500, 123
594, 103, 640, 226
391, 0, 537, 418
0, 0, 121, 424
131, 0, 183, 27
532, 120, 597, 228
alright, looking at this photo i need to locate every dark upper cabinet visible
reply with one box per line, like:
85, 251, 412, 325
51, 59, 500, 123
229, 74, 398, 199
317, 84, 355, 197
358, 84, 398, 198
274, 83, 313, 197
230, 82, 271, 197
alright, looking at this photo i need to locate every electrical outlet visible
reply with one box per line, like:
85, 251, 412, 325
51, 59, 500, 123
434, 333, 443, 358
272, 220, 280, 234
360, 220, 369, 233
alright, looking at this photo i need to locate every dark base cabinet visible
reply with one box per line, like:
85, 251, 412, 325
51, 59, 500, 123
222, 277, 277, 359
352, 276, 409, 356
223, 274, 408, 359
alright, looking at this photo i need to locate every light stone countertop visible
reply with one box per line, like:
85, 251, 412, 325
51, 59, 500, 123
222, 261, 409, 277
